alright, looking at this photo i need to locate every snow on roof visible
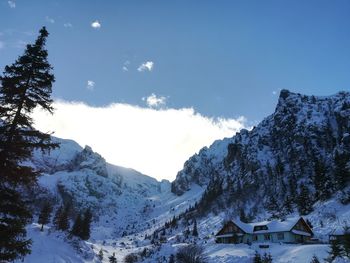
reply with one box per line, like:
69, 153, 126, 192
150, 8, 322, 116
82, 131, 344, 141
291, 229, 312, 237
329, 227, 349, 236
232, 217, 302, 234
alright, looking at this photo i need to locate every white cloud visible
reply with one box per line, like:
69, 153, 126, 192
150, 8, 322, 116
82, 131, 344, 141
91, 20, 101, 29
122, 60, 130, 72
32, 101, 247, 181
45, 16, 55, 24
143, 93, 167, 108
137, 61, 154, 72
8, 0, 15, 8
64, 23, 73, 28
272, 91, 277, 95
86, 80, 95, 91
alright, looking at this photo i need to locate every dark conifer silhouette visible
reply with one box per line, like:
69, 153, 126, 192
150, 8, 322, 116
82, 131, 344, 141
71, 213, 83, 237
81, 208, 92, 240
192, 219, 198, 237
38, 202, 53, 231
98, 248, 104, 261
310, 255, 320, 263
327, 239, 344, 261
253, 251, 262, 263
0, 26, 57, 261
297, 184, 313, 215
0, 188, 32, 261
54, 204, 70, 231
109, 252, 117, 263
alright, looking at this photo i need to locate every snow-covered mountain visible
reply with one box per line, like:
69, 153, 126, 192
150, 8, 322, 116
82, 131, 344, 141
30, 137, 182, 237
17, 90, 350, 263
172, 90, 350, 218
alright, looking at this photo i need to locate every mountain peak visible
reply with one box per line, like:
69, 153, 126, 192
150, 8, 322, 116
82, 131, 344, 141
172, 90, 350, 199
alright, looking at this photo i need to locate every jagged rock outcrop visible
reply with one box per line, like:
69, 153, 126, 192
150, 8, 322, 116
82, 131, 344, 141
172, 90, 350, 217
31, 139, 163, 217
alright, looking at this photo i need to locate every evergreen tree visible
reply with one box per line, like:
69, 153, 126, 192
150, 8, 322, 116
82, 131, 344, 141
170, 216, 177, 228
81, 208, 92, 240
328, 239, 344, 261
53, 206, 62, 228
267, 195, 280, 219
334, 151, 350, 191
239, 207, 248, 223
313, 159, 331, 201
98, 248, 104, 261
109, 252, 117, 263
0, 26, 58, 185
344, 235, 350, 258
343, 225, 350, 258
192, 219, 198, 237
71, 213, 83, 238
0, 27, 57, 261
0, 188, 32, 261
288, 174, 298, 203
38, 202, 52, 231
262, 252, 273, 263
253, 251, 262, 263
310, 255, 320, 263
54, 204, 70, 231
297, 184, 313, 215
283, 195, 294, 214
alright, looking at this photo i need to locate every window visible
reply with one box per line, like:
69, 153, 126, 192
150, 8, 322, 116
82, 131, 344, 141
254, 225, 268, 231
277, 233, 284, 240
253, 235, 258, 241
264, 234, 271, 240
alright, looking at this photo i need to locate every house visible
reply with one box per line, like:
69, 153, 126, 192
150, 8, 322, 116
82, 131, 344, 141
215, 217, 313, 244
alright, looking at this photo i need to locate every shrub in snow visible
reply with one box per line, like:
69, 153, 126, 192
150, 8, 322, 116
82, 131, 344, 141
98, 248, 104, 261
124, 253, 138, 263
176, 244, 207, 263
253, 251, 262, 263
109, 252, 117, 263
310, 255, 320, 263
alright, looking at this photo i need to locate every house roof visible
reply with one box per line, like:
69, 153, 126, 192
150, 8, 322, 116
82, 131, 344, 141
229, 217, 306, 234
329, 227, 350, 236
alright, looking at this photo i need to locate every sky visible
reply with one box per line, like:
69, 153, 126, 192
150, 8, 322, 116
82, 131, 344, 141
1, 0, 350, 180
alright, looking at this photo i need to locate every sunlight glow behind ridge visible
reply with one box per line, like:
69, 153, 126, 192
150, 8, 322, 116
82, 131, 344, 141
32, 100, 246, 181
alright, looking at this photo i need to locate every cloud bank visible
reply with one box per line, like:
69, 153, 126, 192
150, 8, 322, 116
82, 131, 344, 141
32, 101, 246, 181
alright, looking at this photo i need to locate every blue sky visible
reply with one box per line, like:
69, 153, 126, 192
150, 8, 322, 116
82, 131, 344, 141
1, 0, 350, 180
1, 0, 350, 121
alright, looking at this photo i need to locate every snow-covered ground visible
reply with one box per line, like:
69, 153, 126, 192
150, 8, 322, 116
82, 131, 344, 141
14, 136, 350, 262
206, 243, 329, 263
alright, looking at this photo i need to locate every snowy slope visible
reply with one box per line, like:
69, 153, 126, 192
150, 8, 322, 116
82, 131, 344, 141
14, 90, 350, 263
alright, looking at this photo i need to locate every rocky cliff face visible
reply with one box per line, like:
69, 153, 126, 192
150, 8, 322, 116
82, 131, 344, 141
30, 138, 164, 218
172, 90, 350, 216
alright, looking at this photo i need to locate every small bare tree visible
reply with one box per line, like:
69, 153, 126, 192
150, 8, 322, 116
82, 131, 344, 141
176, 245, 208, 263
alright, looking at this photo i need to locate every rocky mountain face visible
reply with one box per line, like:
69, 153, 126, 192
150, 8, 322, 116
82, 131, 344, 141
30, 138, 165, 221
172, 90, 350, 217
